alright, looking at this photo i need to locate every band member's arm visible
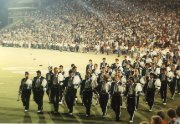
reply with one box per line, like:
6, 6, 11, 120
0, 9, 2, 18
63, 77, 68, 88
46, 73, 48, 81
18, 79, 23, 95
42, 78, 47, 91
124, 84, 129, 97
78, 72, 83, 82
32, 78, 35, 91
80, 80, 85, 95
109, 82, 115, 96
27, 79, 32, 89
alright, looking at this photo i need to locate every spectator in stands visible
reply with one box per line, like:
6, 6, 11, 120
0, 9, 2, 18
140, 121, 150, 124
157, 111, 167, 124
151, 116, 162, 124
175, 106, 180, 124
167, 108, 176, 124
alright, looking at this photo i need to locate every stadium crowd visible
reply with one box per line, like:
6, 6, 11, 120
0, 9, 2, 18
139, 107, 180, 124
0, 0, 179, 56
0, 0, 179, 123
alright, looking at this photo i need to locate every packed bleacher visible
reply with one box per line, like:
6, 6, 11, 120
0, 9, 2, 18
0, 0, 179, 55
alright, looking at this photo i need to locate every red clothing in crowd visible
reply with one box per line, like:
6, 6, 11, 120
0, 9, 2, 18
162, 120, 167, 124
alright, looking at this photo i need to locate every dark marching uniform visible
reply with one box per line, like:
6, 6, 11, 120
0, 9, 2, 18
133, 75, 141, 109
81, 77, 93, 116
96, 73, 105, 95
99, 81, 110, 116
46, 70, 53, 102
86, 64, 93, 73
125, 80, 137, 122
64, 76, 76, 114
122, 59, 128, 69
50, 74, 61, 113
100, 62, 108, 69
19, 78, 32, 111
167, 70, 177, 99
159, 73, 168, 104
32, 76, 47, 113
146, 76, 156, 111
142, 66, 151, 101
110, 81, 124, 121
176, 65, 180, 94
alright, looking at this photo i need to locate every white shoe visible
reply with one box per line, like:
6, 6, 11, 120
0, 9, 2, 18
149, 109, 152, 112
59, 101, 62, 105
129, 120, 133, 123
178, 93, 180, 95
135, 108, 137, 111
69, 113, 73, 115
37, 110, 42, 113
163, 103, 166, 105
24, 109, 28, 112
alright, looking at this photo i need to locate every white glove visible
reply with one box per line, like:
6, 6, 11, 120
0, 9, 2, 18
43, 88, 47, 92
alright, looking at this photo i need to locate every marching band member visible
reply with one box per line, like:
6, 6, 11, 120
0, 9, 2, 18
146, 72, 156, 111
122, 56, 128, 69
125, 77, 137, 123
58, 65, 65, 104
19, 72, 32, 112
64, 70, 75, 115
96, 67, 106, 104
81, 72, 96, 117
141, 63, 151, 101
100, 58, 108, 69
72, 66, 82, 104
142, 63, 151, 77
177, 69, 180, 95
92, 63, 100, 78
124, 64, 131, 80
133, 69, 142, 110
99, 75, 111, 116
106, 65, 112, 76
86, 59, 93, 74
167, 65, 176, 100
50, 67, 61, 114
46, 66, 53, 103
110, 74, 125, 121
159, 68, 168, 105
151, 63, 157, 74
32, 70, 47, 113
111, 58, 120, 70
64, 70, 81, 115
133, 57, 140, 70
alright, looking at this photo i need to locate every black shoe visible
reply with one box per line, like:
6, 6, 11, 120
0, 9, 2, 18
116, 117, 119, 121
54, 111, 60, 115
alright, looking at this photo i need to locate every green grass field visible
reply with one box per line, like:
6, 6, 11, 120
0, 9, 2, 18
0, 46, 180, 124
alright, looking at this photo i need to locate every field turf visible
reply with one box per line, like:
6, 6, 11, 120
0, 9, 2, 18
0, 46, 179, 123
